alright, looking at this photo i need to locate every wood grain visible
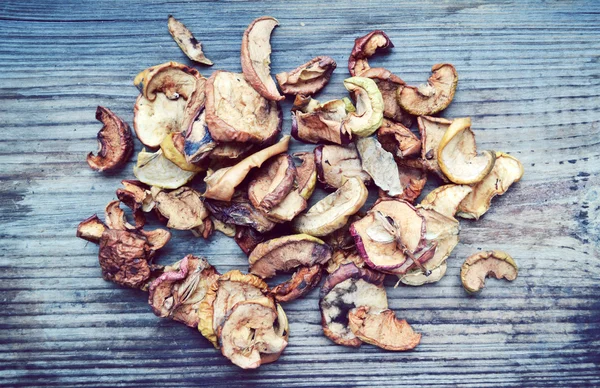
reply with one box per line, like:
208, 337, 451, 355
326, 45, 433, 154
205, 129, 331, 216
1, 0, 599, 386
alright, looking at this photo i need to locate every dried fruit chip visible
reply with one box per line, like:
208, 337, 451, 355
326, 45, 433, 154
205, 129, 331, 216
378, 165, 427, 204
325, 250, 365, 274
460, 250, 518, 294
184, 108, 217, 164
438, 118, 496, 184
293, 176, 368, 237
314, 143, 371, 190
240, 16, 284, 101
320, 262, 387, 347
416, 115, 453, 180
457, 152, 524, 220
248, 154, 296, 211
248, 234, 332, 279
116, 180, 154, 213
348, 30, 394, 76
209, 141, 255, 162
104, 200, 141, 230
419, 184, 473, 219
152, 187, 209, 230
168, 15, 213, 65
377, 119, 421, 159
348, 306, 421, 351
276, 56, 336, 95
205, 193, 277, 233
360, 68, 413, 127
397, 63, 458, 116
265, 190, 308, 223
87, 106, 133, 172
133, 148, 197, 189
133, 62, 205, 148
342, 77, 384, 138
160, 132, 205, 172
76, 214, 107, 244
294, 151, 317, 199
139, 228, 172, 250
270, 264, 323, 303
414, 207, 460, 272
204, 135, 290, 201
234, 226, 269, 255
205, 71, 282, 143
398, 261, 447, 287
148, 254, 219, 327
292, 98, 352, 145
356, 136, 404, 196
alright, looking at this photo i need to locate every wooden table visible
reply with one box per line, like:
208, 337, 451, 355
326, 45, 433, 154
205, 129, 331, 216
1, 0, 599, 386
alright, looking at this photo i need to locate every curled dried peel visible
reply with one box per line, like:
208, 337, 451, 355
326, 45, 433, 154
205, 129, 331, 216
168, 15, 213, 65
87, 106, 133, 172
314, 143, 371, 190
438, 118, 496, 184
248, 154, 296, 211
293, 176, 368, 237
348, 30, 394, 76
241, 16, 284, 101
276, 56, 336, 95
342, 77, 384, 138
248, 234, 332, 279
461, 250, 518, 294
419, 184, 473, 219
133, 149, 197, 189
152, 187, 209, 230
204, 136, 290, 201
457, 152, 524, 220
348, 307, 421, 351
397, 63, 458, 116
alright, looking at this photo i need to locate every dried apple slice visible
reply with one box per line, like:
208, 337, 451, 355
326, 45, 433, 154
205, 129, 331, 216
209, 142, 255, 162
348, 30, 394, 76
116, 180, 154, 213
205, 193, 277, 233
398, 261, 447, 286
438, 118, 496, 184
342, 77, 384, 138
348, 306, 421, 351
204, 136, 290, 201
397, 63, 458, 116
76, 214, 107, 244
152, 187, 209, 230
270, 264, 322, 303
248, 154, 296, 211
234, 226, 269, 255
461, 250, 518, 294
414, 207, 460, 272
294, 152, 317, 199
314, 144, 371, 190
377, 119, 421, 159
292, 98, 352, 145
457, 152, 524, 220
293, 176, 368, 237
356, 136, 403, 196
360, 68, 413, 127
205, 71, 282, 144
276, 56, 336, 95
417, 115, 452, 180
378, 165, 427, 204
133, 149, 197, 189
183, 108, 216, 164
87, 106, 133, 172
419, 184, 473, 219
148, 254, 219, 327
320, 262, 387, 347
248, 234, 332, 278
133, 62, 205, 148
240, 16, 284, 101
168, 15, 213, 65
325, 250, 365, 274
160, 132, 205, 172
104, 200, 140, 230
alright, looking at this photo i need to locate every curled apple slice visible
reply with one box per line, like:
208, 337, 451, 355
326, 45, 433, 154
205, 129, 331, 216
397, 63, 457, 116
348, 306, 421, 351
461, 250, 518, 294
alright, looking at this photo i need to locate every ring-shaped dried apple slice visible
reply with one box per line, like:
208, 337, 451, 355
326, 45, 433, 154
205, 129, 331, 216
248, 154, 296, 211
248, 234, 332, 279
205, 71, 282, 144
457, 152, 524, 220
87, 106, 133, 172
314, 144, 371, 190
168, 15, 213, 66
293, 176, 368, 237
348, 30, 394, 76
276, 56, 336, 96
460, 250, 518, 294
342, 77, 384, 138
133, 148, 197, 189
151, 187, 209, 230
438, 118, 496, 184
320, 262, 387, 347
419, 184, 473, 219
397, 63, 458, 116
348, 306, 421, 351
241, 16, 284, 101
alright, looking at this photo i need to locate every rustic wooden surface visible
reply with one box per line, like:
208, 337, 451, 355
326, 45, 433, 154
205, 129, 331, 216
1, 0, 599, 386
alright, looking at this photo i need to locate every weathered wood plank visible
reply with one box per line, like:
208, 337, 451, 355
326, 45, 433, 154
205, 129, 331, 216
1, 0, 599, 386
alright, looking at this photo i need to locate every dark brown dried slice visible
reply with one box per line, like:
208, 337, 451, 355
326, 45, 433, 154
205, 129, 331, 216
168, 15, 213, 65
87, 106, 133, 172
249, 234, 332, 279
205, 71, 282, 144
205, 192, 277, 233
348, 30, 394, 76
377, 119, 421, 159
460, 250, 518, 294
348, 306, 421, 351
76, 214, 107, 244
397, 63, 458, 116
292, 99, 352, 145
241, 16, 284, 101
276, 56, 336, 95
356, 136, 404, 196
152, 187, 209, 230
359, 68, 413, 127
148, 255, 219, 327
234, 226, 269, 255
248, 154, 296, 211
320, 262, 388, 347
418, 115, 452, 180
314, 143, 371, 190
270, 264, 322, 303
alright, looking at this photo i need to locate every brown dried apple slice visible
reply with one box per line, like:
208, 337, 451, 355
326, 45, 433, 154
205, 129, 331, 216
133, 149, 197, 189
414, 207, 460, 272
205, 71, 282, 144
377, 119, 421, 159
419, 184, 473, 219
87, 106, 133, 172
325, 250, 365, 274
241, 16, 284, 101
293, 176, 368, 237
398, 261, 447, 286
417, 115, 452, 180
397, 63, 458, 116
204, 135, 290, 201
320, 262, 387, 347
377, 165, 427, 204
294, 152, 317, 199
292, 98, 352, 145
76, 215, 107, 244
359, 68, 413, 127
116, 180, 154, 213
348, 306, 421, 351
314, 143, 371, 190
461, 250, 518, 294
341, 77, 384, 138
205, 193, 277, 233
248, 154, 296, 211
270, 264, 322, 303
168, 15, 213, 65
457, 152, 524, 220
356, 136, 403, 196
234, 226, 269, 255
248, 234, 332, 278
276, 56, 336, 95
348, 30, 394, 76
151, 187, 209, 230
438, 118, 496, 184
